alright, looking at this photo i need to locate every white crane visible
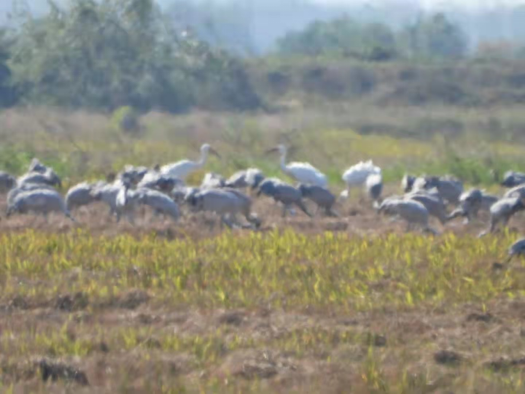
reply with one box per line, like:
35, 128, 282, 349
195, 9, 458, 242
340, 160, 381, 200
266, 145, 327, 187
160, 144, 220, 181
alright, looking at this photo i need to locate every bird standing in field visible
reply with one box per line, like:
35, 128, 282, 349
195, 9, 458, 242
160, 144, 221, 181
507, 238, 525, 262
340, 160, 381, 200
266, 145, 327, 187
257, 178, 312, 218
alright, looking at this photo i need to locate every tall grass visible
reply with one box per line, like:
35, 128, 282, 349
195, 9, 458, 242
1, 106, 525, 188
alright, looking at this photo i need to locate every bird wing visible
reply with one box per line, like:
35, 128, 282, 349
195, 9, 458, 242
161, 160, 193, 178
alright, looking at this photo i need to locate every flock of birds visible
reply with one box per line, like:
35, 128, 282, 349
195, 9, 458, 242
1, 142, 525, 261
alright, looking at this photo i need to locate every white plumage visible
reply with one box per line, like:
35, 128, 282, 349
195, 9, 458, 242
269, 145, 327, 187
160, 144, 220, 180
340, 160, 381, 200
342, 160, 381, 187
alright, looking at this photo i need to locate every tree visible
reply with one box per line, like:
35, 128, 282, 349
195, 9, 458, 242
400, 13, 467, 60
276, 17, 397, 61
7, 0, 260, 112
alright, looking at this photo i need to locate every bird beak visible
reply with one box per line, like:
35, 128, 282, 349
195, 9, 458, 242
265, 147, 279, 156
210, 148, 221, 159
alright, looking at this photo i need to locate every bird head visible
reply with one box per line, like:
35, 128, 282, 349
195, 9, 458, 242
201, 144, 221, 159
45, 169, 62, 188
265, 144, 287, 156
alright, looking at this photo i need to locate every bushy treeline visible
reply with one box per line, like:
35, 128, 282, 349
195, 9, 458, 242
0, 0, 260, 112
1, 0, 525, 113
276, 13, 468, 61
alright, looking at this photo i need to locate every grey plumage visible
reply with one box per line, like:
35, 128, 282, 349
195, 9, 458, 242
448, 189, 498, 223
187, 188, 260, 228
406, 192, 448, 224
366, 174, 383, 203
28, 158, 49, 174
225, 168, 265, 189
115, 182, 139, 224
137, 173, 183, 193
7, 183, 55, 207
401, 174, 415, 193
6, 188, 75, 222
119, 165, 150, 185
65, 181, 106, 211
0, 171, 16, 193
504, 184, 525, 199
91, 179, 128, 218
135, 188, 180, 222
423, 175, 463, 205
257, 178, 312, 218
479, 197, 525, 237
501, 171, 525, 188
298, 184, 338, 217
378, 198, 437, 234
507, 238, 525, 262
18, 169, 62, 188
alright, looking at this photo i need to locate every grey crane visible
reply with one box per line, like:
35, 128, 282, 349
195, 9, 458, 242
115, 182, 139, 224
7, 183, 55, 207
257, 178, 312, 218
173, 186, 200, 204
201, 172, 226, 189
6, 188, 76, 223
423, 175, 463, 205
298, 184, 338, 217
65, 181, 106, 211
28, 158, 49, 174
401, 174, 415, 193
187, 188, 260, 229
17, 169, 62, 188
401, 174, 428, 193
135, 188, 180, 222
478, 197, 525, 237
137, 173, 183, 193
378, 198, 437, 234
366, 173, 383, 205
504, 184, 525, 199
225, 168, 265, 189
119, 165, 151, 185
448, 189, 498, 223
91, 179, 128, 218
501, 171, 525, 188
0, 171, 16, 193
507, 238, 525, 262
405, 192, 449, 225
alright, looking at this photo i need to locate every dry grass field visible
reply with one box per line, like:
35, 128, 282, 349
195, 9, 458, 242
1, 106, 525, 392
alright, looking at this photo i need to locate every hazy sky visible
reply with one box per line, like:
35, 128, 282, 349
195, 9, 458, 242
310, 0, 525, 9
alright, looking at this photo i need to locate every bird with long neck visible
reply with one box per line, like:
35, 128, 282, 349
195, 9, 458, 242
266, 144, 327, 187
161, 144, 221, 181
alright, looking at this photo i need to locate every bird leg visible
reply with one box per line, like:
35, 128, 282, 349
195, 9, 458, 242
296, 200, 312, 218
281, 204, 288, 218
326, 207, 340, 217
221, 215, 234, 229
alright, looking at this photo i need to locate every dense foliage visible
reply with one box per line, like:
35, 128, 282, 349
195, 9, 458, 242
5, 0, 260, 112
276, 14, 467, 61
